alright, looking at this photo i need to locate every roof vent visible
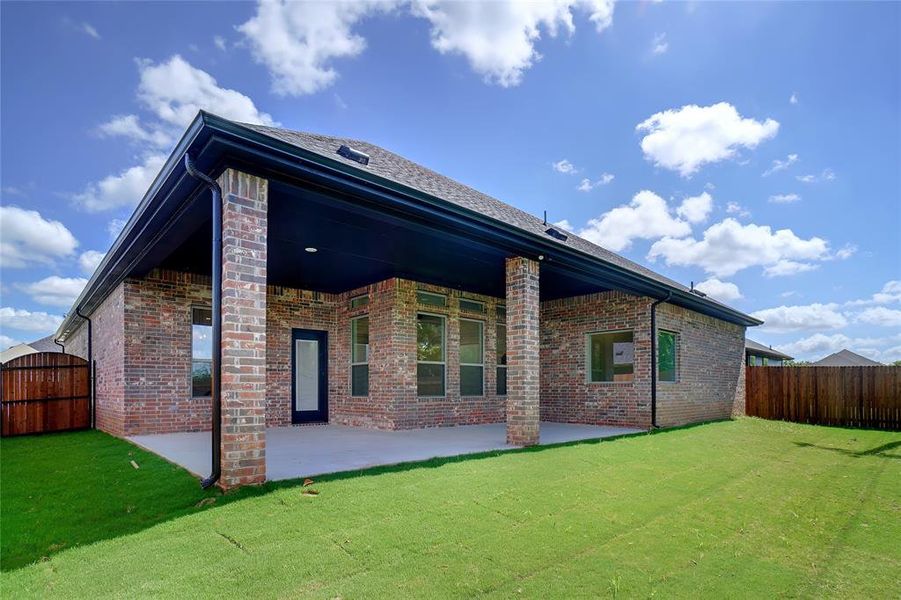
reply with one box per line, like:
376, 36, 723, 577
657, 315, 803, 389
337, 144, 369, 166
688, 281, 708, 297
545, 227, 568, 241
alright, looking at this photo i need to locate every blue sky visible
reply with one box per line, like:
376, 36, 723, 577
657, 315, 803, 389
1, 1, 899, 361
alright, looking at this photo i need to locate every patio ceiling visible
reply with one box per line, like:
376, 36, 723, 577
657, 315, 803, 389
157, 178, 611, 300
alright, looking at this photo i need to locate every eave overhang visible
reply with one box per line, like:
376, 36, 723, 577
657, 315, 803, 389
56, 112, 761, 342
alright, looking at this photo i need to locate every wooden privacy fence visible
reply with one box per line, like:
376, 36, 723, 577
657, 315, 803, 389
746, 366, 900, 430
1, 352, 91, 436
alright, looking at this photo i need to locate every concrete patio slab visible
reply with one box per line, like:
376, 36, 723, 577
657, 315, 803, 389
129, 422, 643, 482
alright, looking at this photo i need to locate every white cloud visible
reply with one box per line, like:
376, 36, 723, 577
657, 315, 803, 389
651, 32, 668, 55
413, 0, 614, 87
796, 168, 835, 183
553, 219, 574, 232
752, 303, 848, 333
848, 280, 901, 306
81, 22, 100, 40
778, 333, 901, 362
107, 218, 127, 240
79, 250, 106, 275
19, 276, 88, 308
856, 306, 901, 327
648, 218, 829, 277
0, 307, 64, 333
576, 173, 614, 192
762, 153, 798, 177
137, 55, 276, 129
789, 92, 799, 105
834, 243, 857, 260
725, 202, 750, 218
240, 1, 399, 96
577, 190, 691, 252
214, 35, 227, 51
768, 193, 801, 204
636, 102, 779, 177
694, 278, 742, 302
763, 260, 819, 277
0, 334, 22, 351
676, 192, 712, 223
552, 159, 578, 174
0, 206, 79, 268
780, 290, 800, 298
72, 153, 166, 212
96, 114, 172, 148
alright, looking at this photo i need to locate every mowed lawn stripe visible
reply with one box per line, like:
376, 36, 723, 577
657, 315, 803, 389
1, 419, 898, 598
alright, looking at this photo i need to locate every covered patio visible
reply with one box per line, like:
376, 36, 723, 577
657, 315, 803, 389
130, 422, 642, 482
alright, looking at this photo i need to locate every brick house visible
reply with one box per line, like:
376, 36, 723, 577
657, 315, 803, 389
56, 112, 760, 488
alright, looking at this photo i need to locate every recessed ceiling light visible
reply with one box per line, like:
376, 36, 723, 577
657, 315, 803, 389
304, 247, 318, 253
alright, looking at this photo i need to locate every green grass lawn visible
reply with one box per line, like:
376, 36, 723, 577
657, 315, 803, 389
2, 419, 899, 598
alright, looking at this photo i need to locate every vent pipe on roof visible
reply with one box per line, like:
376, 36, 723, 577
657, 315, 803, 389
184, 154, 222, 490
337, 144, 370, 165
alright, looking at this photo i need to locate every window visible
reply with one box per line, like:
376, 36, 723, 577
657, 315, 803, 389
350, 294, 369, 309
496, 305, 506, 320
496, 323, 507, 396
658, 330, 677, 382
417, 291, 447, 308
192, 307, 213, 397
351, 316, 369, 396
459, 298, 486, 314
417, 313, 445, 396
460, 319, 484, 396
588, 331, 634, 383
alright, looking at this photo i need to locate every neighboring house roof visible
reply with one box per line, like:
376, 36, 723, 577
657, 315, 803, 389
54, 111, 762, 341
0, 343, 36, 364
28, 335, 64, 353
0, 336, 62, 365
811, 349, 883, 366
745, 338, 793, 361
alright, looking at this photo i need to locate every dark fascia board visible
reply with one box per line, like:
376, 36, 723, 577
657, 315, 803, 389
57, 111, 761, 340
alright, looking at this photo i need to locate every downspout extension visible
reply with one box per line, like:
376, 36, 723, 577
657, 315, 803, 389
184, 154, 223, 490
53, 338, 65, 354
650, 291, 673, 429
75, 308, 95, 429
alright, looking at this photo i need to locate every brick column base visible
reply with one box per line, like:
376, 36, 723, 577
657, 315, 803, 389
506, 256, 540, 446
219, 169, 268, 488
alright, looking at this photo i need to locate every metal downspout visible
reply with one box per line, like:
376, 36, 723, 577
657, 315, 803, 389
75, 308, 94, 429
184, 155, 223, 489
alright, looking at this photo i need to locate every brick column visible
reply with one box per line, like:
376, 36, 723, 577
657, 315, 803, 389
218, 169, 268, 488
505, 256, 540, 446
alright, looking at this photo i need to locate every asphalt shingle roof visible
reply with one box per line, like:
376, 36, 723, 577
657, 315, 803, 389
241, 123, 733, 308
811, 349, 883, 367
745, 338, 793, 361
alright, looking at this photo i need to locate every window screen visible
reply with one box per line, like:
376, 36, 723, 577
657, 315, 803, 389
658, 330, 677, 382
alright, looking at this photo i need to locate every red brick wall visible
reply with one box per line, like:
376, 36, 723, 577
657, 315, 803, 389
123, 271, 212, 435
655, 303, 746, 426
68, 283, 127, 436
387, 279, 507, 429
505, 256, 540, 445
540, 291, 653, 429
539, 291, 746, 429
85, 269, 744, 438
